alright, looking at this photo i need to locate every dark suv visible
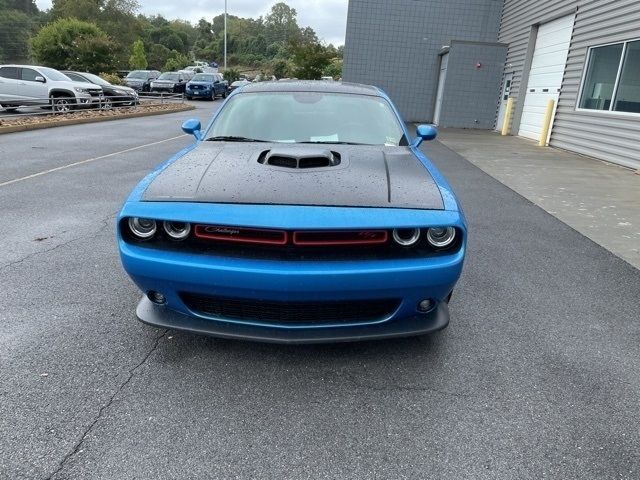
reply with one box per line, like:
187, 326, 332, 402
185, 73, 228, 100
124, 70, 160, 92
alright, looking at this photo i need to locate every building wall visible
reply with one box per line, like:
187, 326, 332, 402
499, 0, 640, 169
343, 0, 503, 122
438, 41, 508, 129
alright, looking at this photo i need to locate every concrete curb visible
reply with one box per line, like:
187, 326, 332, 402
0, 104, 196, 135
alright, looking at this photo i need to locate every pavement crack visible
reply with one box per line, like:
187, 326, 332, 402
46, 330, 167, 480
0, 213, 117, 272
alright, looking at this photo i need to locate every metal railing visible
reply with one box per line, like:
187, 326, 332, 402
0, 92, 185, 119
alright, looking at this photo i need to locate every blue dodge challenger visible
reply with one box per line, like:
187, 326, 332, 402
118, 81, 466, 343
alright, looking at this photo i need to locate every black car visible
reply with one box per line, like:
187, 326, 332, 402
124, 70, 161, 92
150, 72, 193, 94
63, 71, 138, 108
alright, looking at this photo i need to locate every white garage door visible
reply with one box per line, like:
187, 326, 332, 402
518, 15, 575, 141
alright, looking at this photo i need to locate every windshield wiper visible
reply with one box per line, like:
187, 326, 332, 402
299, 141, 371, 145
206, 136, 268, 142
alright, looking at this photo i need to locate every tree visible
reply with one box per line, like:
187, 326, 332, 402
163, 52, 189, 71
271, 58, 291, 79
264, 2, 298, 44
31, 18, 116, 72
223, 68, 240, 83
292, 43, 333, 80
159, 32, 184, 52
129, 39, 147, 69
0, 9, 34, 62
323, 59, 342, 80
147, 43, 172, 70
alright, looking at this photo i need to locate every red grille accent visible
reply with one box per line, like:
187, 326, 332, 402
293, 230, 388, 246
194, 225, 288, 245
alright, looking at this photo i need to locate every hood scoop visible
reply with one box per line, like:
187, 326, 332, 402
258, 147, 341, 169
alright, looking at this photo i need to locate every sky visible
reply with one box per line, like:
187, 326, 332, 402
34, 0, 349, 46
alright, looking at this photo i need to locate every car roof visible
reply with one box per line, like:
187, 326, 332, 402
1, 65, 48, 69
239, 81, 381, 97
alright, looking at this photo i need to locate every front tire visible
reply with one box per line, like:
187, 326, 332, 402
51, 96, 74, 113
101, 97, 113, 110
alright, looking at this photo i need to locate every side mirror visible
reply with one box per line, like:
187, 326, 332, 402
35, 76, 46, 83
414, 124, 438, 147
182, 118, 202, 140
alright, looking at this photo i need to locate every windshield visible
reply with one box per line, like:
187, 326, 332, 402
192, 74, 215, 82
81, 73, 110, 86
40, 67, 71, 82
158, 73, 179, 81
127, 71, 148, 79
206, 92, 405, 146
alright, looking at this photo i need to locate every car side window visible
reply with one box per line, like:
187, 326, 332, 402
21, 68, 40, 82
0, 67, 19, 79
65, 73, 84, 82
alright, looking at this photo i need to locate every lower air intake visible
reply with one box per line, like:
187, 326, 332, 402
180, 293, 400, 325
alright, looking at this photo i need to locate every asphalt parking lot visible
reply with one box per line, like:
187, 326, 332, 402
1, 98, 639, 480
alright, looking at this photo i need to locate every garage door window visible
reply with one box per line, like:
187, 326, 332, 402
579, 39, 640, 114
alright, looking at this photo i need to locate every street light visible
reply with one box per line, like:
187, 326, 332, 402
224, 0, 227, 70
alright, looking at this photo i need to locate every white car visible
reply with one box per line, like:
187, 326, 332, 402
0, 65, 103, 113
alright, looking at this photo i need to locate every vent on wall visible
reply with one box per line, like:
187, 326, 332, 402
258, 148, 341, 169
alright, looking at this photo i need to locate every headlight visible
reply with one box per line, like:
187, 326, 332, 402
163, 221, 191, 241
74, 87, 89, 93
426, 227, 456, 248
392, 228, 421, 247
128, 218, 157, 239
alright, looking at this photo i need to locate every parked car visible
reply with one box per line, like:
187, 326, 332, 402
124, 70, 160, 92
117, 81, 467, 343
185, 73, 227, 100
0, 64, 103, 113
228, 79, 251, 93
182, 65, 218, 74
63, 71, 138, 108
150, 72, 192, 94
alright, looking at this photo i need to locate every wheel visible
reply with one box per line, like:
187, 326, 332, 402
51, 96, 74, 113
222, 90, 227, 99
186, 96, 192, 101
101, 97, 113, 110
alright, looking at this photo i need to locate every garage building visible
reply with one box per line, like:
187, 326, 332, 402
343, 0, 640, 170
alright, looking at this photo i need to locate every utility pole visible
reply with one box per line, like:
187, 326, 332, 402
224, 0, 228, 70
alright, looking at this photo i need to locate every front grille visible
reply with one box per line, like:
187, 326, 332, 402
180, 293, 401, 325
88, 90, 102, 97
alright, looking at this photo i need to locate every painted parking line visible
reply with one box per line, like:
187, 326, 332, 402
0, 134, 188, 188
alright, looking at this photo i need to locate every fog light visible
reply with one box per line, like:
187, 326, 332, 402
148, 291, 167, 305
417, 299, 435, 313
426, 227, 456, 248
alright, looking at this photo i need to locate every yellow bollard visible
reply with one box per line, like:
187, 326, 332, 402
501, 98, 514, 136
539, 99, 556, 147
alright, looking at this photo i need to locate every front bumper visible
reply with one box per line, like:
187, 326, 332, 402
136, 295, 450, 344
186, 87, 212, 96
76, 93, 103, 108
120, 240, 464, 343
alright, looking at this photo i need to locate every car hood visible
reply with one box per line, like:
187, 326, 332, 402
106, 85, 135, 94
187, 81, 213, 86
153, 80, 178, 85
142, 143, 444, 210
